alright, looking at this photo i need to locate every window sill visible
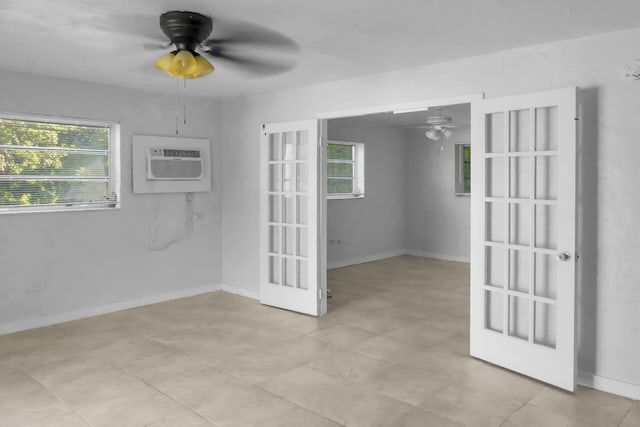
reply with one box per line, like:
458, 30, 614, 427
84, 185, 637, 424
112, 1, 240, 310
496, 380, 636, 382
327, 194, 365, 200
0, 204, 121, 215
455, 193, 471, 197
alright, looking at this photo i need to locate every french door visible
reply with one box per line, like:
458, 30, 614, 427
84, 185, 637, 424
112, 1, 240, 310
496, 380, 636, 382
470, 88, 577, 390
260, 120, 322, 315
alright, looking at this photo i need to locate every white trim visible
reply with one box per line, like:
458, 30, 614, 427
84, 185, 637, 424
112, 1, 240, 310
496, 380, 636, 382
222, 283, 260, 300
0, 111, 119, 128
0, 204, 121, 215
327, 250, 470, 269
316, 93, 484, 119
0, 283, 223, 335
327, 249, 406, 269
578, 371, 640, 400
405, 249, 470, 263
327, 193, 364, 200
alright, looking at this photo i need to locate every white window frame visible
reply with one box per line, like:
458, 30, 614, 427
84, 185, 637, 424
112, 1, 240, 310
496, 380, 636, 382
0, 112, 120, 214
326, 140, 364, 200
455, 142, 471, 196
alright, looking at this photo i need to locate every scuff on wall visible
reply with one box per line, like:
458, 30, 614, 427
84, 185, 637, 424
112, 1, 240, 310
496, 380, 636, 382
147, 192, 199, 251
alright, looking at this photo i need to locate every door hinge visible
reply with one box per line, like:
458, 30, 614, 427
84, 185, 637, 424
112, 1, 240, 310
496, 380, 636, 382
318, 289, 323, 300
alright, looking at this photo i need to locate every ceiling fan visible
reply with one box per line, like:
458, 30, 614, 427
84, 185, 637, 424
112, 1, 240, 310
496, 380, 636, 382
424, 109, 456, 140
146, 11, 299, 79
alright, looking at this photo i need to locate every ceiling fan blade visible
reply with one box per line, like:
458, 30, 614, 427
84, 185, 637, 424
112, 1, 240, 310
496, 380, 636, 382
205, 50, 295, 76
143, 41, 173, 51
201, 19, 299, 53
99, 14, 164, 40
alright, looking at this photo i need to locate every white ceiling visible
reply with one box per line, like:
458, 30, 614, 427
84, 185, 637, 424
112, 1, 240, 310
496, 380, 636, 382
2, 0, 640, 99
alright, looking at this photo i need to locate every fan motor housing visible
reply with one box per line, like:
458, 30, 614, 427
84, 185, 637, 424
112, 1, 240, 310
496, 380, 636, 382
426, 116, 452, 126
160, 11, 212, 51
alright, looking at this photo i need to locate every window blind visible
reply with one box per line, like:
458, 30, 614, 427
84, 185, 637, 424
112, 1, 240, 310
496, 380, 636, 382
0, 117, 117, 210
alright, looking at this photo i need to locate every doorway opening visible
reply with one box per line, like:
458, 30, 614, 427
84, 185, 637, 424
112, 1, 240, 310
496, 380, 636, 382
323, 103, 472, 312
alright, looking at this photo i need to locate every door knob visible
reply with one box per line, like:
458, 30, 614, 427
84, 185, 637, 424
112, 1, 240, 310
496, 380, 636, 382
556, 252, 571, 261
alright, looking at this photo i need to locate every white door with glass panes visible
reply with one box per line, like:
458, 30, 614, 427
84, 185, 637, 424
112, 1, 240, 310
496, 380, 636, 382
260, 120, 321, 315
470, 87, 577, 391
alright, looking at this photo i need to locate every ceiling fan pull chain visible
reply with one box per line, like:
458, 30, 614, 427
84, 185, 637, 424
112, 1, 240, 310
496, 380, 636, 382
184, 78, 187, 126
175, 78, 180, 135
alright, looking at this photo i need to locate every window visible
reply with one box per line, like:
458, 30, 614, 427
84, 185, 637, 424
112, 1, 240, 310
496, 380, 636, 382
0, 114, 119, 213
455, 143, 471, 195
326, 141, 364, 199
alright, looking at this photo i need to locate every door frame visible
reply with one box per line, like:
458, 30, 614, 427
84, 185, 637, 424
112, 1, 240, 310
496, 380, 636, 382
315, 92, 485, 314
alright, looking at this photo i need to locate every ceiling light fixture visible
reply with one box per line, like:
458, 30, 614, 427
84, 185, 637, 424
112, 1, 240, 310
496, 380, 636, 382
425, 110, 455, 141
155, 50, 214, 79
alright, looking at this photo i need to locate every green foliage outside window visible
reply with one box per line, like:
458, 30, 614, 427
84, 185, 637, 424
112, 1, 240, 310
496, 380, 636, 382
327, 143, 356, 194
463, 145, 471, 193
326, 144, 352, 160
0, 118, 111, 207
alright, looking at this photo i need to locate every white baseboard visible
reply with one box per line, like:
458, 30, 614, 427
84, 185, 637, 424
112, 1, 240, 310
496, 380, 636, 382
0, 283, 223, 336
327, 249, 406, 269
578, 371, 640, 400
405, 249, 470, 263
221, 283, 260, 300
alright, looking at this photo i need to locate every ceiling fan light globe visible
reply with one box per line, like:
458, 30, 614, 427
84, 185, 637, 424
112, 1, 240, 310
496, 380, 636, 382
190, 55, 215, 78
443, 129, 453, 139
155, 51, 178, 76
171, 50, 198, 75
425, 129, 439, 140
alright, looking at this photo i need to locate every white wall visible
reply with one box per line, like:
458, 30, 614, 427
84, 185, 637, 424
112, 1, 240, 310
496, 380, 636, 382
326, 118, 405, 268
0, 71, 223, 332
404, 126, 471, 261
221, 28, 640, 394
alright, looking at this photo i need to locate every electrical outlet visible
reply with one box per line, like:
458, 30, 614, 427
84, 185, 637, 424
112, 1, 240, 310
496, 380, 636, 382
328, 238, 347, 244
27, 283, 46, 293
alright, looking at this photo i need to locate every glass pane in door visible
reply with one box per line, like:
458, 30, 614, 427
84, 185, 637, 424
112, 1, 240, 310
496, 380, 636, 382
266, 129, 310, 292
483, 105, 560, 348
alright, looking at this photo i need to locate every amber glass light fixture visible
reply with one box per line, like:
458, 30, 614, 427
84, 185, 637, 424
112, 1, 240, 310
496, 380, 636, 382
155, 50, 214, 79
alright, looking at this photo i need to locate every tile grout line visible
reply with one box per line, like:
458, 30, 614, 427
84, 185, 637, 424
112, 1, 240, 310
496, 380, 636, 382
251, 368, 347, 426
12, 362, 96, 427
497, 386, 545, 426
617, 405, 633, 427
114, 338, 338, 427
120, 366, 222, 427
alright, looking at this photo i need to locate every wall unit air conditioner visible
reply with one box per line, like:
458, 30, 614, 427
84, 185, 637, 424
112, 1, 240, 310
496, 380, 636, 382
132, 135, 211, 194
147, 148, 203, 181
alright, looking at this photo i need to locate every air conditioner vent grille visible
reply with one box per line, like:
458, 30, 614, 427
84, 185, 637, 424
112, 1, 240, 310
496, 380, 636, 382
148, 158, 202, 180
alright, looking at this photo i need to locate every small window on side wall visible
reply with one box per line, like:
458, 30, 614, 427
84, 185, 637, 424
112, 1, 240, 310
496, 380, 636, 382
455, 143, 471, 195
326, 141, 364, 199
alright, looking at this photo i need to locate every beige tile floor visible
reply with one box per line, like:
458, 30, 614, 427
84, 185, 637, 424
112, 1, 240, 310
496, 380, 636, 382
0, 255, 638, 426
